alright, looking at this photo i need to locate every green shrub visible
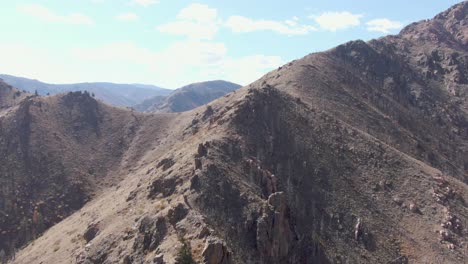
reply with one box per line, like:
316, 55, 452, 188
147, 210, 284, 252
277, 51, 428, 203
175, 236, 197, 264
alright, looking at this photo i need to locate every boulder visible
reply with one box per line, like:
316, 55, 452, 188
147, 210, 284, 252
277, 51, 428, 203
156, 158, 175, 171
195, 158, 203, 170
133, 216, 167, 252
148, 177, 178, 199
168, 203, 188, 226
202, 237, 232, 264
83, 223, 99, 243
409, 203, 419, 213
197, 143, 208, 157
153, 253, 165, 264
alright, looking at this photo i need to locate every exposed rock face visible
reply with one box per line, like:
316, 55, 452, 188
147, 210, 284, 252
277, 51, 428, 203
156, 158, 175, 172
257, 192, 294, 262
133, 216, 167, 253
202, 237, 232, 264
148, 176, 178, 199
167, 203, 188, 226
83, 223, 100, 243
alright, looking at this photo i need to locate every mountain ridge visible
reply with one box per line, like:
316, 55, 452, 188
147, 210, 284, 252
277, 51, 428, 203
1, 2, 467, 263
135, 80, 241, 113
0, 74, 171, 107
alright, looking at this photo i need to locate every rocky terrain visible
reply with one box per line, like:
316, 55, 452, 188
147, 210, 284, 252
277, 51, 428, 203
135, 81, 241, 113
0, 75, 171, 107
0, 82, 28, 110
0, 2, 467, 264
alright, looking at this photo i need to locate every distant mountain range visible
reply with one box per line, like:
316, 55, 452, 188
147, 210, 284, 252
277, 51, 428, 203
0, 75, 242, 112
0, 74, 171, 107
135, 80, 242, 112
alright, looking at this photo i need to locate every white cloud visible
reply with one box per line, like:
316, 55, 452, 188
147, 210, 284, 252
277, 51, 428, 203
131, 0, 159, 7
177, 3, 217, 23
71, 40, 282, 87
18, 4, 94, 25
311, 11, 362, 31
72, 43, 155, 64
285, 16, 299, 27
225, 16, 316, 35
157, 3, 220, 40
10, 3, 287, 87
158, 20, 219, 40
0, 43, 85, 84
366, 18, 403, 33
158, 3, 316, 38
220, 55, 283, 85
116, 13, 140, 22
0, 39, 281, 88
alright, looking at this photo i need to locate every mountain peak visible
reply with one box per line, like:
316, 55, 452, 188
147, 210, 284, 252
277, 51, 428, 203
434, 0, 468, 21
399, 1, 467, 47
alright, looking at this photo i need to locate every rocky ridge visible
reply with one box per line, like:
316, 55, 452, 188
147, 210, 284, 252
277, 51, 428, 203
1, 2, 467, 264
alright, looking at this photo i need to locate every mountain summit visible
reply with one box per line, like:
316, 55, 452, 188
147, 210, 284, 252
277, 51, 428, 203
1, 2, 467, 264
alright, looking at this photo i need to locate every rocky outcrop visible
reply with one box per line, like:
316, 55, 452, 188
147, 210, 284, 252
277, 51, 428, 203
202, 237, 232, 264
156, 158, 175, 171
133, 216, 167, 253
257, 192, 295, 262
83, 223, 100, 243
148, 177, 179, 199
167, 203, 188, 226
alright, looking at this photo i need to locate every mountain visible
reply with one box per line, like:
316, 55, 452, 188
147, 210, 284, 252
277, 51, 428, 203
135, 80, 241, 113
0, 74, 171, 107
1, 2, 467, 264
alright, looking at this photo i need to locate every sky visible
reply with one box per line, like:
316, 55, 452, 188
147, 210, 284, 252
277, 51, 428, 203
0, 0, 463, 89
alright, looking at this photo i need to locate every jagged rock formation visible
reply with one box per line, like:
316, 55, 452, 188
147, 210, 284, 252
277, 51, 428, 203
1, 2, 467, 264
202, 237, 232, 264
135, 80, 241, 113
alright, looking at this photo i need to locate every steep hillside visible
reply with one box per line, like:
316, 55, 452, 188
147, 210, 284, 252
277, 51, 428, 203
0, 81, 28, 110
3, 2, 468, 264
135, 80, 241, 113
133, 95, 166, 113
0, 87, 190, 260
0, 75, 171, 107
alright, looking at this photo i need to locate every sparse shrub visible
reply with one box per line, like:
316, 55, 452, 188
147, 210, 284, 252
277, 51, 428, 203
53, 245, 60, 252
175, 236, 197, 264
202, 105, 214, 120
